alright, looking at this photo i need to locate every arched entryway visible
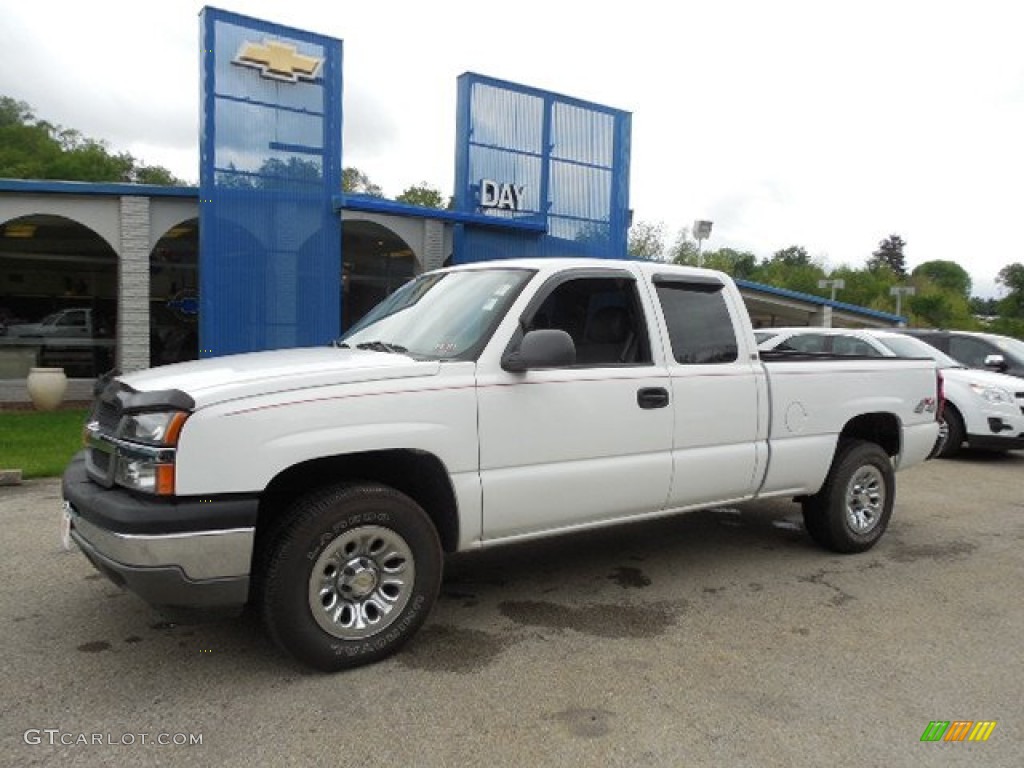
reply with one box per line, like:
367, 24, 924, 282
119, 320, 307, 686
0, 214, 117, 378
342, 220, 417, 330
150, 218, 199, 366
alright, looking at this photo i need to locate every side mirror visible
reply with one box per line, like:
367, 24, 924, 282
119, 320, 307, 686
502, 329, 576, 372
983, 354, 1007, 371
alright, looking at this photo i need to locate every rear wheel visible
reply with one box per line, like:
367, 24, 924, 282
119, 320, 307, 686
801, 440, 894, 553
261, 483, 442, 671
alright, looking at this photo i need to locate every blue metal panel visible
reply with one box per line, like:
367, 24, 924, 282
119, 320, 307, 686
453, 73, 631, 263
199, 8, 342, 357
337, 194, 545, 231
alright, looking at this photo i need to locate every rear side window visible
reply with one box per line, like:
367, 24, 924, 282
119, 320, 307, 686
655, 281, 738, 364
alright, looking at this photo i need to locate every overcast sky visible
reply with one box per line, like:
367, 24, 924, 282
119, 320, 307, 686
2, 0, 1022, 297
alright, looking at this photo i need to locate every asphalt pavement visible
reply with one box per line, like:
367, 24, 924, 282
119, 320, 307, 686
1, 451, 1021, 767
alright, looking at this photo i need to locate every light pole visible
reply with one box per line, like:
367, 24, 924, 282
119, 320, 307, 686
817, 278, 845, 302
890, 285, 916, 318
693, 220, 713, 268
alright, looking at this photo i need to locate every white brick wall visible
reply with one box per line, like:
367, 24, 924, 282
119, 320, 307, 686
118, 196, 151, 372
423, 219, 445, 272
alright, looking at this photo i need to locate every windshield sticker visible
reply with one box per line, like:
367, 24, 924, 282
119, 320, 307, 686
433, 342, 458, 355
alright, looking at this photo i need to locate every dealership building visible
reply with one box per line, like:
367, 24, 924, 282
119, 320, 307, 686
0, 7, 902, 402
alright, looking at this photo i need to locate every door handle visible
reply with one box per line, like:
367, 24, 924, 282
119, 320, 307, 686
637, 387, 670, 409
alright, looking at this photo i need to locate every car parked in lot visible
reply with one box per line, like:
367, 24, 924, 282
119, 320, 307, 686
894, 329, 1024, 379
2, 308, 98, 338
757, 327, 1024, 458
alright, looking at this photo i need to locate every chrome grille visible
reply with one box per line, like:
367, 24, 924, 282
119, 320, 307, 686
86, 385, 123, 487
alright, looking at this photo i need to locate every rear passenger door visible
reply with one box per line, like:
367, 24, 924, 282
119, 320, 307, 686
651, 276, 766, 507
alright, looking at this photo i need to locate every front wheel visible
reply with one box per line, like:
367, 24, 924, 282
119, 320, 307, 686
261, 484, 442, 671
801, 440, 895, 553
934, 405, 965, 459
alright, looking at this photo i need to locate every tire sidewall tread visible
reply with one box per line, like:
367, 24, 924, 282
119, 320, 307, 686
935, 405, 965, 459
261, 483, 442, 672
802, 439, 895, 554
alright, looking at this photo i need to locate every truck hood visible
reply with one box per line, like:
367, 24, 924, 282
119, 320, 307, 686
118, 347, 441, 408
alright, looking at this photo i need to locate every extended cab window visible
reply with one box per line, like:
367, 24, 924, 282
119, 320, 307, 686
525, 276, 651, 366
655, 280, 738, 364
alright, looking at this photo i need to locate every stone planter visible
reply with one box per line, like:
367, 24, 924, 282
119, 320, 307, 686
26, 367, 68, 411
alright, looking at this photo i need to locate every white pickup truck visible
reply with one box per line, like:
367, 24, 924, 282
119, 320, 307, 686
62, 259, 940, 671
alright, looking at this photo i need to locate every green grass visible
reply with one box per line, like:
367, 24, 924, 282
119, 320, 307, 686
0, 408, 89, 479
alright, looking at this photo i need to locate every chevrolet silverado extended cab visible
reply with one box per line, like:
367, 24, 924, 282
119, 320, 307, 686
62, 259, 941, 671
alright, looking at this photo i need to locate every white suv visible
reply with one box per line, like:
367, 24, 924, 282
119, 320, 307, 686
757, 327, 1024, 458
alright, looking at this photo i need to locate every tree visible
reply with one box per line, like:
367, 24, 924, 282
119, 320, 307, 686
628, 220, 666, 261
0, 95, 185, 185
669, 228, 700, 265
996, 263, 1024, 318
912, 260, 971, 298
753, 258, 827, 295
396, 182, 445, 209
700, 247, 758, 279
342, 167, 383, 197
906, 285, 972, 329
133, 165, 182, 186
747, 245, 826, 294
868, 234, 907, 277
766, 245, 812, 268
970, 296, 999, 316
825, 265, 898, 310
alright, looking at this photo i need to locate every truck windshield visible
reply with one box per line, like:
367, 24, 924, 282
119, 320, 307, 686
337, 268, 534, 360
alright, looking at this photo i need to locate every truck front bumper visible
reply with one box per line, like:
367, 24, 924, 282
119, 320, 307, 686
62, 454, 257, 612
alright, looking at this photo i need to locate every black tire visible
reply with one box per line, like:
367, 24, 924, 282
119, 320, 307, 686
934, 405, 965, 459
261, 483, 442, 671
801, 440, 895, 554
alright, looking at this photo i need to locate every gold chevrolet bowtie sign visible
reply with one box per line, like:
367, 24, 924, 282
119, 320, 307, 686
233, 39, 323, 83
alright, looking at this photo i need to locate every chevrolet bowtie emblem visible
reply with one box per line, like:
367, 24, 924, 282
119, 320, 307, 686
233, 39, 323, 83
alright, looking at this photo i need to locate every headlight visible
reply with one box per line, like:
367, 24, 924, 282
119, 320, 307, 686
119, 411, 188, 446
969, 383, 1013, 405
114, 410, 188, 494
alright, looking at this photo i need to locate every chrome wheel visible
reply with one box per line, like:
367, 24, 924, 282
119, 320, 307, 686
308, 525, 415, 640
845, 466, 885, 534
